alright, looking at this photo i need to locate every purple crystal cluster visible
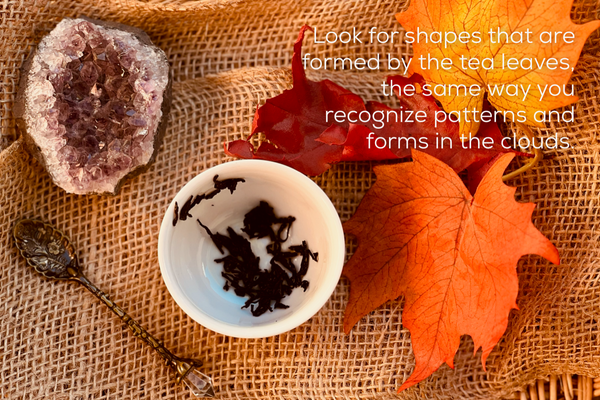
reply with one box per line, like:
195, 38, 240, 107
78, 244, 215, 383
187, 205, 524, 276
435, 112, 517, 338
21, 18, 169, 194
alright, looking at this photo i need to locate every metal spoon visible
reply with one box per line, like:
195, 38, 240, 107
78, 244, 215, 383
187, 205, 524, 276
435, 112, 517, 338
13, 219, 215, 398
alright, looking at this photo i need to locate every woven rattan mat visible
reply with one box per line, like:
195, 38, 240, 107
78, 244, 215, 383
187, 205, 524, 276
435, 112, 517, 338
2, 0, 600, 399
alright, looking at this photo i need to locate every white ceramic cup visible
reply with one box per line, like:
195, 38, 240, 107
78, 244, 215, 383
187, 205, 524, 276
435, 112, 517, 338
158, 160, 345, 338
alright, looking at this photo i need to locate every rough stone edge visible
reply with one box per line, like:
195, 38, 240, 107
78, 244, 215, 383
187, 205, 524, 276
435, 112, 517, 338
14, 16, 172, 196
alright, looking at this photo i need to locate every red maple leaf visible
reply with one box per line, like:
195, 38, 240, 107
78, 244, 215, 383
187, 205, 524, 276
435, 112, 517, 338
225, 25, 366, 176
343, 150, 559, 391
225, 26, 525, 176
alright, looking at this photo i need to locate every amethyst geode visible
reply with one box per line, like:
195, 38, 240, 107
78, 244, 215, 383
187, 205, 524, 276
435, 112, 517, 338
16, 17, 171, 195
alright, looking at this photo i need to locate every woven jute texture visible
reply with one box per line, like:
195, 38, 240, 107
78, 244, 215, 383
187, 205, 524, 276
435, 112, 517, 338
2, 0, 600, 399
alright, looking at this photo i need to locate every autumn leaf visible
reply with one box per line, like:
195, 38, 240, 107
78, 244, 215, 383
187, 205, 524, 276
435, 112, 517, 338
225, 25, 367, 176
396, 0, 600, 138
343, 150, 559, 391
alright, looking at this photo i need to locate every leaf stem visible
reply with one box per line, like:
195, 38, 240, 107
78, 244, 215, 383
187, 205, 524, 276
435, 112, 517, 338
502, 123, 542, 182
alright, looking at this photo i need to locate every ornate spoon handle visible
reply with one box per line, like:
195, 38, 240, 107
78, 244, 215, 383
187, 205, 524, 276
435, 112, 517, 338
13, 219, 214, 397
75, 271, 212, 395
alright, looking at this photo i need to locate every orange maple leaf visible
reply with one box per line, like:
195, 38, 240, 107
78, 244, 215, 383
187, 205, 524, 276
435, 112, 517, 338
396, 0, 600, 138
342, 150, 559, 391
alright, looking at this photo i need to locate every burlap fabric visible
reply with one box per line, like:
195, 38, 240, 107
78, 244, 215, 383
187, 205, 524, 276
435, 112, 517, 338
1, 0, 600, 399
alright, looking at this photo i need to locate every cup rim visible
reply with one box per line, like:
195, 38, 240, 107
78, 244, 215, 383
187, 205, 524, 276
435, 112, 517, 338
158, 159, 345, 338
